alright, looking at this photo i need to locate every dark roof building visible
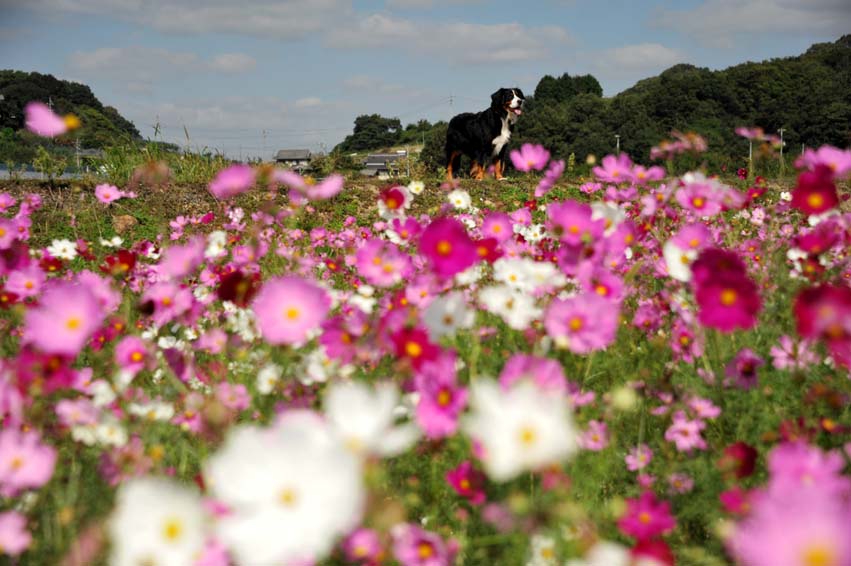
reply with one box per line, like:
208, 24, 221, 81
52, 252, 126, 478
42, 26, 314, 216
275, 149, 312, 171
360, 152, 407, 178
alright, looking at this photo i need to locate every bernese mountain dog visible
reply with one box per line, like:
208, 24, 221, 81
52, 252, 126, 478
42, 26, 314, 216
445, 87, 525, 181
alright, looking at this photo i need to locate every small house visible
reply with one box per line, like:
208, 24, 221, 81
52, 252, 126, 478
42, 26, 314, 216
275, 149, 312, 171
360, 151, 407, 179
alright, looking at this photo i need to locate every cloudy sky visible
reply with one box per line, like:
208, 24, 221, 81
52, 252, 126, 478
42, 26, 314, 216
0, 0, 848, 159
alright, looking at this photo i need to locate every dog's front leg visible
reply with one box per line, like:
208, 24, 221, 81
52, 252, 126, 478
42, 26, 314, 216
493, 157, 504, 180
470, 161, 485, 180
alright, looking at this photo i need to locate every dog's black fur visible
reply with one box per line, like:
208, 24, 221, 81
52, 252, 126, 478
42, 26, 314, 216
445, 87, 525, 180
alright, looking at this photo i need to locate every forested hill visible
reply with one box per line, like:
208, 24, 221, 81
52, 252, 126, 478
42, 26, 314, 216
0, 70, 141, 160
514, 35, 851, 166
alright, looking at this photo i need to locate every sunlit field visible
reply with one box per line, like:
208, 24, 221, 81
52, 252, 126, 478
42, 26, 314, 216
2, 103, 851, 566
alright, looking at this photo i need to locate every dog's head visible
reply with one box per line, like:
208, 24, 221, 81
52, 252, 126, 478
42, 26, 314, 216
491, 88, 525, 117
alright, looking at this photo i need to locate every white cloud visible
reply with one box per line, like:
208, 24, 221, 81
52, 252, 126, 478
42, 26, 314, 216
591, 43, 687, 75
209, 53, 257, 73
26, 0, 353, 39
295, 97, 322, 108
656, 0, 851, 47
327, 14, 572, 64
385, 0, 482, 8
67, 47, 257, 93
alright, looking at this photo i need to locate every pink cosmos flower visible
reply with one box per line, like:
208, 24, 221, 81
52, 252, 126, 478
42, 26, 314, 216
344, 528, 382, 562
664, 410, 706, 453
94, 184, 125, 204
356, 239, 413, 288
446, 460, 486, 505
592, 153, 634, 184
5, 265, 45, 299
392, 523, 456, 566
418, 217, 480, 279
546, 200, 605, 246
208, 164, 256, 199
579, 420, 609, 451
626, 444, 653, 471
498, 354, 567, 393
481, 212, 513, 243
392, 327, 439, 371
671, 223, 711, 252
543, 293, 619, 354
667, 473, 694, 495
632, 164, 665, 185
23, 282, 105, 356
617, 491, 676, 541
0, 218, 18, 250
414, 351, 467, 439
719, 486, 753, 515
766, 442, 850, 499
114, 335, 150, 377
158, 236, 206, 280
791, 165, 839, 215
770, 335, 818, 371
216, 382, 251, 412
675, 182, 723, 217
510, 143, 550, 172
274, 170, 344, 201
55, 398, 99, 427
725, 348, 764, 390
140, 282, 194, 327
0, 511, 31, 556
796, 145, 851, 179
534, 159, 565, 198
24, 101, 75, 137
252, 276, 330, 345
0, 429, 57, 497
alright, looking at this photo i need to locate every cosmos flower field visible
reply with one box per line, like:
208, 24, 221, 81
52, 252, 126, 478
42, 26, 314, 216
2, 102, 851, 566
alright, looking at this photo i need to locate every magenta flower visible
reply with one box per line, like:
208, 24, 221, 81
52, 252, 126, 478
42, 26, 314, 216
671, 223, 711, 252
0, 429, 57, 497
414, 351, 467, 439
24, 101, 74, 137
632, 164, 665, 185
23, 282, 105, 356
208, 164, 256, 199
592, 153, 634, 184
418, 217, 480, 278
543, 293, 619, 354
5, 265, 45, 299
509, 143, 550, 172
498, 353, 567, 393
392, 523, 455, 566
675, 183, 723, 217
0, 511, 31, 556
664, 410, 707, 453
725, 348, 764, 390
252, 276, 330, 345
626, 444, 653, 471
617, 491, 676, 541
355, 239, 413, 288
695, 275, 761, 332
445, 460, 486, 505
94, 184, 124, 204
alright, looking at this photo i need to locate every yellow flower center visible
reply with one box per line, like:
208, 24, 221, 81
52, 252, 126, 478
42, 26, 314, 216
437, 389, 451, 407
10, 456, 24, 470
568, 316, 583, 331
405, 341, 423, 358
285, 307, 300, 321
63, 114, 81, 130
279, 487, 298, 507
519, 425, 537, 446
692, 197, 705, 208
802, 544, 836, 566
436, 240, 452, 256
418, 543, 434, 558
720, 289, 738, 306
66, 317, 81, 331
639, 511, 651, 524
807, 193, 825, 209
130, 351, 144, 362
161, 517, 183, 543
595, 284, 608, 296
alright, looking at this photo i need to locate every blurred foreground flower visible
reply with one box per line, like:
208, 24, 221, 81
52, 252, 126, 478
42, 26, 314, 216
24, 101, 80, 137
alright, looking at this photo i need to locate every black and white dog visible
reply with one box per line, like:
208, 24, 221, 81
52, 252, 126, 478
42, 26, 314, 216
445, 87, 525, 181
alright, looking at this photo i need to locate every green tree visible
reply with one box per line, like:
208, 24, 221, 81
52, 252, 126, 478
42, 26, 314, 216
335, 114, 403, 153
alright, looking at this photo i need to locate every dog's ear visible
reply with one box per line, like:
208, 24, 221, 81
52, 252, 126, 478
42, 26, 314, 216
514, 88, 526, 100
491, 88, 506, 108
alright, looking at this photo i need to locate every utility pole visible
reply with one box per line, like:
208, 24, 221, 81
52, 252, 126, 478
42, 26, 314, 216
47, 96, 54, 110
262, 129, 267, 162
615, 134, 621, 155
75, 137, 81, 170
778, 127, 785, 176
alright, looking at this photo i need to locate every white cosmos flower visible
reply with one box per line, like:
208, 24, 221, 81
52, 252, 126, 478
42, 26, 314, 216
423, 291, 475, 340
662, 239, 697, 282
99, 236, 124, 248
47, 238, 77, 260
591, 201, 626, 236
324, 381, 420, 457
127, 401, 175, 422
109, 476, 206, 566
494, 258, 533, 291
479, 285, 541, 330
407, 180, 425, 195
527, 533, 558, 566
565, 541, 630, 566
448, 189, 472, 210
455, 263, 484, 286
256, 362, 282, 395
205, 412, 364, 565
463, 379, 578, 482
205, 230, 227, 259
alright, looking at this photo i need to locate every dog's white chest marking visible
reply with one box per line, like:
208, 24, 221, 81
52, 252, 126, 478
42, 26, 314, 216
492, 115, 512, 157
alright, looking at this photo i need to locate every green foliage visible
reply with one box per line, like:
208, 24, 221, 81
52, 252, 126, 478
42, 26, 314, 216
32, 145, 66, 182
419, 122, 449, 173
533, 72, 603, 104
336, 114, 403, 153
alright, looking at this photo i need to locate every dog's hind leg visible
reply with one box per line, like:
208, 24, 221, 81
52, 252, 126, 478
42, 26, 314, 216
446, 151, 461, 180
470, 161, 485, 180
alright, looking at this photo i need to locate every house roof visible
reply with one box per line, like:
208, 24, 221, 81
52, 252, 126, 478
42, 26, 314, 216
362, 153, 405, 166
275, 149, 311, 160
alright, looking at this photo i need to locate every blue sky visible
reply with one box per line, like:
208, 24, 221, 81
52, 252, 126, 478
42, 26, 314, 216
0, 0, 848, 159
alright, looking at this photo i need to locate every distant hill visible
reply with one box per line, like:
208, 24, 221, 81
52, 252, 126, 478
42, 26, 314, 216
0, 70, 141, 164
511, 35, 851, 168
